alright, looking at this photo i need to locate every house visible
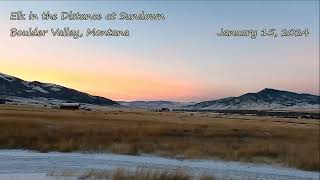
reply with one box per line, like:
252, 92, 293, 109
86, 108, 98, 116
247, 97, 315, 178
59, 103, 80, 110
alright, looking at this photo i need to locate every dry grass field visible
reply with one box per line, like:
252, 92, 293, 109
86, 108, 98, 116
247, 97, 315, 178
0, 104, 319, 171
48, 167, 216, 180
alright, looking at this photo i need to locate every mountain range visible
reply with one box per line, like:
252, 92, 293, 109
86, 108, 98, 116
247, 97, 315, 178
118, 100, 194, 109
0, 72, 319, 111
0, 72, 118, 106
184, 88, 319, 111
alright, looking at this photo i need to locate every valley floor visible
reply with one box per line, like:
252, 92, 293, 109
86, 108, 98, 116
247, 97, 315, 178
0, 104, 319, 175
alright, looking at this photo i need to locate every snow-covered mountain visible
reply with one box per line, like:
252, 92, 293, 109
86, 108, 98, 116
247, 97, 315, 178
118, 100, 194, 109
0, 72, 118, 106
184, 88, 319, 111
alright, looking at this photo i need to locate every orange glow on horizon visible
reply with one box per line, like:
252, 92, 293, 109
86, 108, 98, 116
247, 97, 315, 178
0, 63, 213, 101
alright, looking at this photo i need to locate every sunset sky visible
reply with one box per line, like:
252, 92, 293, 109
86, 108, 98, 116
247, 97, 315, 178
0, 1, 319, 101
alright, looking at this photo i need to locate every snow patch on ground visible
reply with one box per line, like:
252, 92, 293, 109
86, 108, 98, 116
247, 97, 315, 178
0, 96, 64, 106
202, 102, 318, 111
0, 173, 55, 180
0, 150, 318, 180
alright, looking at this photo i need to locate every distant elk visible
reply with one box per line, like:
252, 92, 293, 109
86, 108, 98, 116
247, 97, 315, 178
154, 107, 172, 112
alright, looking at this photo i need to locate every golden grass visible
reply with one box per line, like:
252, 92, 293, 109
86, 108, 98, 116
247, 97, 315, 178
49, 167, 217, 180
111, 168, 192, 180
0, 104, 319, 171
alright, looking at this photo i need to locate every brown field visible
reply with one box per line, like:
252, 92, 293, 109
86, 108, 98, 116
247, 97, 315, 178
0, 104, 319, 171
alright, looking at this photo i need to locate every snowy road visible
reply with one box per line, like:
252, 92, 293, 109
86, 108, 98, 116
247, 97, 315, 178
0, 150, 318, 180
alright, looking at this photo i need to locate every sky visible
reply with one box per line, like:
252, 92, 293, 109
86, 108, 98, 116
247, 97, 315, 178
0, 1, 319, 102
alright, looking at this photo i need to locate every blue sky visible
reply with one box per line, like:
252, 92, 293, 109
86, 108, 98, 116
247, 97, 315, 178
0, 1, 319, 101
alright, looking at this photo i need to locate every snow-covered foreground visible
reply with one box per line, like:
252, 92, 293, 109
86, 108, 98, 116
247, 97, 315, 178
0, 150, 318, 180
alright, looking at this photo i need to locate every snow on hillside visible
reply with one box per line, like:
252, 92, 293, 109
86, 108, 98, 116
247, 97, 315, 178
31, 86, 50, 94
0, 72, 118, 106
186, 88, 320, 111
0, 73, 15, 82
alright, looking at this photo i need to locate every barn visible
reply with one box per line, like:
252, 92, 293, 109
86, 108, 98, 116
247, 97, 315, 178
59, 103, 80, 110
